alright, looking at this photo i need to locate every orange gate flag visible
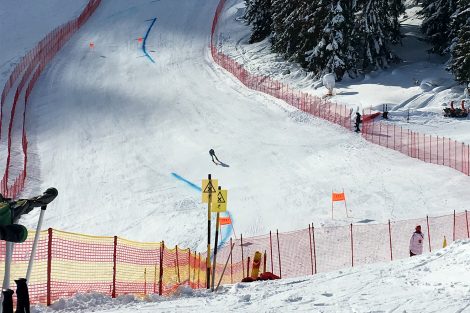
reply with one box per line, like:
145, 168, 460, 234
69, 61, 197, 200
219, 217, 232, 225
332, 192, 345, 202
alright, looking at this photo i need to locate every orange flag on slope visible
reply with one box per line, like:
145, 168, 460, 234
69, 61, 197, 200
219, 217, 232, 225
332, 192, 345, 202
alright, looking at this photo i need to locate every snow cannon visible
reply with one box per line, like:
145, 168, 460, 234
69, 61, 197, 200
322, 73, 336, 96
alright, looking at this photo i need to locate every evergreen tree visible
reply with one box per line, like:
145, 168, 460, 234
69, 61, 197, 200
356, 0, 393, 70
305, 1, 351, 80
387, 0, 405, 44
244, 0, 273, 43
450, 1, 470, 83
421, 0, 457, 55
271, 0, 302, 58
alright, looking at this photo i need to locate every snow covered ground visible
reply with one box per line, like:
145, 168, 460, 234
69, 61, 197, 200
29, 240, 470, 312
1, 0, 470, 311
6, 0, 469, 252
217, 0, 470, 142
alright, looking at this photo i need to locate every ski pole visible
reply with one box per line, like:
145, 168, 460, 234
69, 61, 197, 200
0, 241, 14, 313
26, 205, 47, 282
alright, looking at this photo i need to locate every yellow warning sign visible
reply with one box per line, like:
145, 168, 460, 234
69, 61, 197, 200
211, 189, 227, 212
202, 179, 218, 203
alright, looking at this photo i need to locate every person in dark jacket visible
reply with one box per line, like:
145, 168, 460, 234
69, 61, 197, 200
355, 112, 362, 132
209, 149, 221, 164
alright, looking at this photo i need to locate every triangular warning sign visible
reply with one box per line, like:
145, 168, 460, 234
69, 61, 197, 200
217, 191, 225, 203
204, 181, 216, 193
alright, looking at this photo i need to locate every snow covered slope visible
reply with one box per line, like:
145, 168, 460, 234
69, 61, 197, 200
31, 240, 470, 312
13, 0, 470, 251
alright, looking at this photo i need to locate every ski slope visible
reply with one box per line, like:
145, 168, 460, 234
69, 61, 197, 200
8, 0, 470, 251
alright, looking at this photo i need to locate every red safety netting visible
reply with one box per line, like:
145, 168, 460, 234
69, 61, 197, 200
0, 0, 102, 198
210, 0, 470, 178
0, 211, 467, 306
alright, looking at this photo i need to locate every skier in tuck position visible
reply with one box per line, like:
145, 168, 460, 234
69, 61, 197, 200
0, 187, 58, 242
209, 149, 221, 165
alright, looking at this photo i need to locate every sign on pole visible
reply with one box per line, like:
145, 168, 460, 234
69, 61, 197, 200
202, 179, 218, 203
211, 189, 227, 212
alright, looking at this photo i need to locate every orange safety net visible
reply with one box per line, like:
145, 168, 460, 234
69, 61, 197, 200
0, 210, 467, 305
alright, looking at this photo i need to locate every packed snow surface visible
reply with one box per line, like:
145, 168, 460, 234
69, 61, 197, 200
0, 0, 467, 252
2, 0, 470, 312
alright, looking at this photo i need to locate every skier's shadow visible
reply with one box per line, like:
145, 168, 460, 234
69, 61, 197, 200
218, 162, 230, 168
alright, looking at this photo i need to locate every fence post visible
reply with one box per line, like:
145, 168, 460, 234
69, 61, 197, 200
350, 224, 354, 267
197, 253, 201, 289
308, 225, 314, 275
466, 210, 469, 239
230, 238, 233, 284
46, 228, 52, 306
144, 268, 147, 295
240, 234, 245, 278
159, 241, 164, 296
388, 220, 393, 261
426, 216, 431, 252
188, 249, 191, 286
154, 264, 157, 294
453, 210, 456, 242
312, 224, 317, 274
269, 231, 273, 273
112, 236, 117, 298
176, 245, 180, 284
276, 230, 282, 278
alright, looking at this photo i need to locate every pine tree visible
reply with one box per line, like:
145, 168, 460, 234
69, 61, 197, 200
356, 0, 392, 70
387, 0, 405, 44
244, 0, 273, 43
450, 1, 470, 83
421, 0, 457, 55
305, 1, 351, 80
271, 0, 302, 58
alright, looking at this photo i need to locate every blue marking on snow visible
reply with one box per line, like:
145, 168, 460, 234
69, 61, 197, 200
143, 18, 157, 63
171, 172, 232, 255
171, 172, 201, 191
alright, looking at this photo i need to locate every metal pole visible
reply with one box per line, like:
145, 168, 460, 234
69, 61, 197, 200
453, 210, 456, 242
312, 224, 317, 274
112, 236, 117, 298
269, 231, 273, 273
276, 230, 282, 278
211, 186, 222, 290
426, 216, 431, 252
215, 242, 235, 292
26, 206, 47, 282
308, 225, 314, 275
466, 210, 469, 239
350, 224, 354, 267
206, 174, 212, 289
388, 220, 393, 261
241, 234, 245, 277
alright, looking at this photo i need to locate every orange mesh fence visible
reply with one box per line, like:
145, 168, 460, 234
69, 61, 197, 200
210, 0, 470, 178
0, 0, 101, 198
362, 121, 470, 177
0, 211, 467, 305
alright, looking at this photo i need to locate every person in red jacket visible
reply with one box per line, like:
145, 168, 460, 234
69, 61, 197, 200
409, 225, 424, 257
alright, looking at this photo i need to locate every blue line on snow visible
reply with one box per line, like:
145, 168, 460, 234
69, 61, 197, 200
142, 17, 157, 63
171, 172, 201, 191
171, 172, 232, 254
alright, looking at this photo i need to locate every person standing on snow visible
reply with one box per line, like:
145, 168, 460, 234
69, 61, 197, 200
409, 225, 424, 257
354, 112, 362, 132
